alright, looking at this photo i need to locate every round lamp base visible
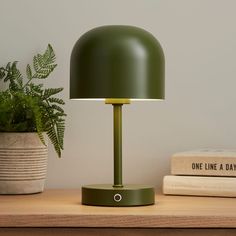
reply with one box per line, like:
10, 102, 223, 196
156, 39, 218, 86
82, 184, 155, 206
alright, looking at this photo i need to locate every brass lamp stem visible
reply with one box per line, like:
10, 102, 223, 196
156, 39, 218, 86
105, 99, 130, 188
113, 104, 123, 187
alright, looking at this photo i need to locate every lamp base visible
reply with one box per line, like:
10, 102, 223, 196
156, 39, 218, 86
82, 184, 155, 206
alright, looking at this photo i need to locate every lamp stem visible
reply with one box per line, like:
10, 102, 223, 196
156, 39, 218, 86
113, 104, 123, 188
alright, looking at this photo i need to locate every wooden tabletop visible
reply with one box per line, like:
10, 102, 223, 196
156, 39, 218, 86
0, 189, 236, 228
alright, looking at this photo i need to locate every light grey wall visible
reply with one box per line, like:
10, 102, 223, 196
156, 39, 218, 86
0, 0, 236, 189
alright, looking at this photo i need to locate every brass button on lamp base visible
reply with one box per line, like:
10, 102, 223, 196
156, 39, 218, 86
82, 184, 155, 206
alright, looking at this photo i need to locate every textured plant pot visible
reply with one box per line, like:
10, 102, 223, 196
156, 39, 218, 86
0, 132, 48, 194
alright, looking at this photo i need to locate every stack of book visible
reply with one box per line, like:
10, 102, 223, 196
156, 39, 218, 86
163, 149, 236, 197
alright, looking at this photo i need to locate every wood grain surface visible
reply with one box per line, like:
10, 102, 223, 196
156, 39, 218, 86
0, 228, 236, 236
0, 189, 236, 228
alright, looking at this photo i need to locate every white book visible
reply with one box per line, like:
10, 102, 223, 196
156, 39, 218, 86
163, 175, 236, 197
171, 149, 236, 177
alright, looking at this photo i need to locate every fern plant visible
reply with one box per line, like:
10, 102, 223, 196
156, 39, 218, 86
0, 44, 66, 157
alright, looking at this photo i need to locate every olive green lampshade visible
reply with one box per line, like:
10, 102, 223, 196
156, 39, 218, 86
70, 25, 165, 100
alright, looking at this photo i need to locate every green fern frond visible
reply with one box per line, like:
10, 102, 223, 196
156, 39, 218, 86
26, 64, 32, 80
56, 121, 65, 149
31, 45, 57, 79
33, 55, 39, 71
11, 66, 23, 90
44, 64, 57, 70
48, 97, 65, 105
3, 62, 13, 82
9, 79, 19, 91
51, 104, 64, 113
29, 97, 45, 145
43, 44, 56, 64
30, 84, 43, 94
11, 61, 18, 71
36, 54, 44, 67
33, 71, 51, 79
47, 125, 61, 158
43, 88, 63, 99
16, 77, 23, 88
6, 62, 11, 70
34, 67, 57, 79
0, 68, 6, 79
1, 62, 23, 91
52, 112, 66, 119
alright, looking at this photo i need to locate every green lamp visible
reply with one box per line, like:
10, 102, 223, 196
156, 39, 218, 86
70, 25, 165, 206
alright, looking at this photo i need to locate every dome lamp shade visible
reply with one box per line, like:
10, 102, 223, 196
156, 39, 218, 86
70, 25, 164, 100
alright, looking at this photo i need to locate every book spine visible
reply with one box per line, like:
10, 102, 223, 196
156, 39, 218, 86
171, 156, 236, 176
163, 175, 236, 197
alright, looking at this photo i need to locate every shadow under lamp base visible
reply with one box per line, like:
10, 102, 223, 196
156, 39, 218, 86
82, 184, 155, 206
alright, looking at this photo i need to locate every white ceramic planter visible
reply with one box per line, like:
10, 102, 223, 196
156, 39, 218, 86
0, 132, 48, 194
